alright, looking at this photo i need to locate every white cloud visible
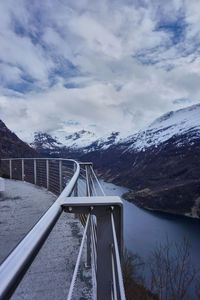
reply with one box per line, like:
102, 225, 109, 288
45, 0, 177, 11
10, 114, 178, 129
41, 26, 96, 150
69, 15, 122, 59
0, 0, 200, 141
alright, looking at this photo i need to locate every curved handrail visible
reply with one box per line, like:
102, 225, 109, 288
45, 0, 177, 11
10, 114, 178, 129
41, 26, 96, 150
0, 158, 126, 300
0, 159, 80, 299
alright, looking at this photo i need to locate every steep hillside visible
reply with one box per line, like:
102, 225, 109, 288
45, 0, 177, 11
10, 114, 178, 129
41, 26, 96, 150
0, 120, 38, 158
121, 103, 200, 151
82, 104, 200, 218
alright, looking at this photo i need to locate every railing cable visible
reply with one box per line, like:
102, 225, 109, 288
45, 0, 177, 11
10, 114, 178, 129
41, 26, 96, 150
90, 166, 105, 196
85, 167, 91, 197
90, 175, 98, 196
67, 214, 91, 300
111, 213, 126, 300
111, 247, 118, 300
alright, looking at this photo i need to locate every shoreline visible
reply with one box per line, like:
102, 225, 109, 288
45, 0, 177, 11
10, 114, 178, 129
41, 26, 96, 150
122, 194, 200, 221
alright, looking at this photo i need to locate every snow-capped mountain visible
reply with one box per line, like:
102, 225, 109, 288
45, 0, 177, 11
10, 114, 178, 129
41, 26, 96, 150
30, 130, 96, 152
55, 130, 97, 148
119, 103, 200, 152
31, 129, 121, 154
30, 103, 200, 156
81, 103, 200, 219
30, 103, 200, 161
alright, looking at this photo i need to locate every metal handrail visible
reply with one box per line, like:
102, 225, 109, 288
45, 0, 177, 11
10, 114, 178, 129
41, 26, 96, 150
0, 159, 80, 299
0, 158, 126, 300
111, 212, 126, 300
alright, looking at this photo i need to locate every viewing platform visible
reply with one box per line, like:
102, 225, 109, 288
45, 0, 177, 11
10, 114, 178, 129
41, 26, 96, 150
0, 158, 125, 300
0, 179, 91, 299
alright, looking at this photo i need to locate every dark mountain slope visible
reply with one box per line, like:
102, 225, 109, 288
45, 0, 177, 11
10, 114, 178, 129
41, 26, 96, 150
79, 105, 200, 218
0, 120, 38, 158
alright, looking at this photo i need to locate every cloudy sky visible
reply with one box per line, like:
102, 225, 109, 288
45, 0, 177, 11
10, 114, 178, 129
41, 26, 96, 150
0, 0, 200, 141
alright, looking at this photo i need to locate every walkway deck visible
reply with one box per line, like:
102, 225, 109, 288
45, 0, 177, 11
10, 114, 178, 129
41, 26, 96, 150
0, 179, 92, 300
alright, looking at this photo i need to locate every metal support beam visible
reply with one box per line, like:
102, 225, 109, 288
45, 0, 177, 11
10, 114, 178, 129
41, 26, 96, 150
9, 160, 12, 180
21, 159, 24, 181
34, 159, 37, 185
46, 160, 49, 190
86, 166, 93, 268
62, 196, 123, 300
96, 211, 113, 299
59, 160, 62, 194
86, 217, 91, 268
74, 164, 78, 197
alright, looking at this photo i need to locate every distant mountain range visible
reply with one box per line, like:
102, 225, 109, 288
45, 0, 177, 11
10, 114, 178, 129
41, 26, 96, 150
1, 103, 200, 218
30, 130, 121, 156
31, 103, 200, 155
30, 103, 200, 219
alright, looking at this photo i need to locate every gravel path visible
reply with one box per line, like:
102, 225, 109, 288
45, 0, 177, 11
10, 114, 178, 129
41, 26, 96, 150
0, 179, 92, 300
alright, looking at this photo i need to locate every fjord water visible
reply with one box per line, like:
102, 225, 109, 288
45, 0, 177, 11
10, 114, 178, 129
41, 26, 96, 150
100, 180, 200, 268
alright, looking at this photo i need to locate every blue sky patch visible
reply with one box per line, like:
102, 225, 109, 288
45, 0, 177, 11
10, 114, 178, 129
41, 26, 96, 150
156, 14, 187, 45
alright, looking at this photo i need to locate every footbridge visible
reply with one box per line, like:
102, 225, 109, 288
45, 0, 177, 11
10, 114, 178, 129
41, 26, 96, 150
0, 158, 126, 300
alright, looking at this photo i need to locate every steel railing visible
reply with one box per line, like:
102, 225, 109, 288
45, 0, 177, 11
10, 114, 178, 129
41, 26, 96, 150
0, 158, 125, 300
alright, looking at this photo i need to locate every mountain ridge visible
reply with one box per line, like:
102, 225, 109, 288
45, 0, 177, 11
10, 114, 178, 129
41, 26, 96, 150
30, 103, 200, 155
29, 103, 200, 219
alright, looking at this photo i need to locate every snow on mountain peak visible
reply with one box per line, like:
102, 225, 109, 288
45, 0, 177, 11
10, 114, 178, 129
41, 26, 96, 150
31, 128, 121, 151
55, 129, 97, 148
149, 103, 200, 130
30, 103, 200, 153
125, 103, 200, 152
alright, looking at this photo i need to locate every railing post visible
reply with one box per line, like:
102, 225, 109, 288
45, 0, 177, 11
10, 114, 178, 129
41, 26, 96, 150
9, 160, 12, 179
96, 212, 113, 300
74, 164, 78, 197
86, 166, 89, 197
86, 217, 91, 268
86, 165, 92, 268
46, 159, 49, 190
74, 164, 79, 220
59, 160, 62, 194
21, 159, 24, 181
34, 159, 37, 185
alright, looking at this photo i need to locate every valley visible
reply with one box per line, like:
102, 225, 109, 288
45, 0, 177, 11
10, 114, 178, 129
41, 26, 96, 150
27, 104, 200, 219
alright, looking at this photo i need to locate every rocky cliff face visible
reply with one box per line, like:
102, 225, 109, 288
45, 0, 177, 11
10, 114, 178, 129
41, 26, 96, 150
29, 104, 200, 218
